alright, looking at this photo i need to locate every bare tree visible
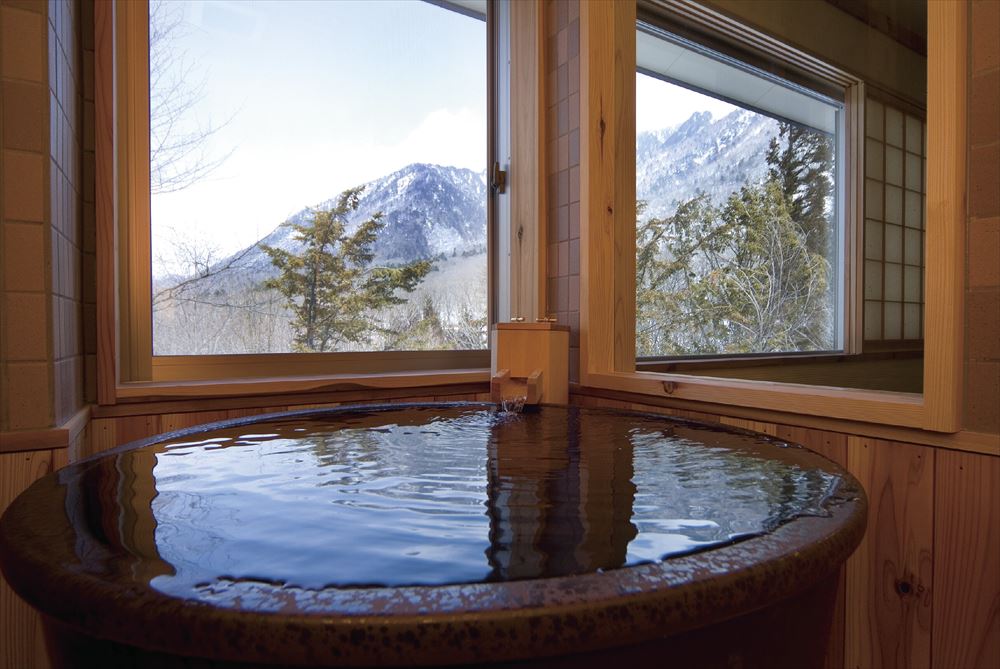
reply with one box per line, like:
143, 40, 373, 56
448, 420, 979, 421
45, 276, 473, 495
149, 0, 235, 194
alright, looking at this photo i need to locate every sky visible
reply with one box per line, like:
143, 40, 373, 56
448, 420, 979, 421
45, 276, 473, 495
150, 0, 487, 274
149, 1, 737, 276
636, 72, 737, 134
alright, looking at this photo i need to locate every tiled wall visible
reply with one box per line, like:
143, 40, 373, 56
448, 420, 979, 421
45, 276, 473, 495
48, 0, 86, 424
1, 0, 52, 431
0, 0, 91, 432
863, 98, 926, 343
544, 0, 580, 382
965, 0, 1000, 434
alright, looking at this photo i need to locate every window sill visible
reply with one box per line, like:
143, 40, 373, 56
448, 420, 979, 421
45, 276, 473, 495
112, 368, 491, 403
582, 370, 929, 430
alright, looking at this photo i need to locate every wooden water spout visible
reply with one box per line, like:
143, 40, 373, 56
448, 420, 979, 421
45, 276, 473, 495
491, 368, 543, 410
491, 322, 569, 406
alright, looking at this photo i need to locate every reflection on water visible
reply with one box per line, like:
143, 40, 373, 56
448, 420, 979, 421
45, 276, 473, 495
58, 406, 842, 597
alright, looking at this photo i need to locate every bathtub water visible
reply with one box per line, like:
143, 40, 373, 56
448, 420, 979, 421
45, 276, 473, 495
0, 403, 866, 668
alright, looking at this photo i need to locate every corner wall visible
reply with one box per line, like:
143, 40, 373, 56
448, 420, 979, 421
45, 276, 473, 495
964, 0, 1000, 434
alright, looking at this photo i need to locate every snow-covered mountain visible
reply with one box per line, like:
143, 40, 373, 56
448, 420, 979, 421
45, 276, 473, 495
213, 163, 488, 284
157, 109, 779, 295
637, 108, 779, 218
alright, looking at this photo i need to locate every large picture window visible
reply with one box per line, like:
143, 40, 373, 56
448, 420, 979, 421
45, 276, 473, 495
635, 23, 845, 359
147, 0, 488, 357
107, 0, 493, 384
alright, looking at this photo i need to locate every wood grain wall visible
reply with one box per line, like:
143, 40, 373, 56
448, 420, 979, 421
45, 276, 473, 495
574, 393, 1000, 669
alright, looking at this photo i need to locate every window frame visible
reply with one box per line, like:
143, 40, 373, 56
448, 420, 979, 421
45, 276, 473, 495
97, 0, 496, 397
632, 18, 860, 361
578, 0, 964, 432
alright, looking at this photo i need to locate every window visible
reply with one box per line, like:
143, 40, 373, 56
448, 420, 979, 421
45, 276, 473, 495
634, 22, 847, 359
863, 97, 926, 344
113, 0, 492, 382
575, 0, 964, 430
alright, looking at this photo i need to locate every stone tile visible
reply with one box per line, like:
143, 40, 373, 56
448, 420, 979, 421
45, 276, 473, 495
557, 97, 569, 136
971, 0, 999, 73
6, 361, 52, 429
964, 361, 1000, 433
968, 217, 1000, 288
3, 292, 47, 360
2, 150, 45, 221
568, 126, 579, 166
1, 6, 45, 82
2, 221, 46, 291
969, 69, 1000, 147
2, 80, 46, 151
969, 144, 1000, 219
966, 289, 1000, 361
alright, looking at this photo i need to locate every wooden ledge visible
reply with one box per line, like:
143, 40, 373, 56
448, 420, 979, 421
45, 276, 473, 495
112, 369, 492, 403
0, 406, 91, 454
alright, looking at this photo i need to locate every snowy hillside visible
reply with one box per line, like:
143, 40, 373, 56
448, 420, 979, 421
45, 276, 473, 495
637, 109, 779, 218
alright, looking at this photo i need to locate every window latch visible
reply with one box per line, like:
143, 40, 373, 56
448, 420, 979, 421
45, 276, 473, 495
491, 161, 507, 194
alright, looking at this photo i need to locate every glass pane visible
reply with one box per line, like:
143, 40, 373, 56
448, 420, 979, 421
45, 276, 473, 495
884, 262, 903, 302
149, 0, 488, 355
885, 146, 903, 186
866, 99, 883, 140
884, 302, 902, 339
864, 301, 882, 340
866, 179, 883, 219
865, 219, 883, 260
885, 107, 904, 147
905, 152, 922, 191
904, 228, 921, 265
885, 224, 902, 264
904, 303, 921, 339
905, 190, 923, 229
865, 261, 883, 300
904, 266, 921, 302
635, 28, 840, 356
905, 115, 922, 154
866, 138, 883, 178
885, 185, 903, 225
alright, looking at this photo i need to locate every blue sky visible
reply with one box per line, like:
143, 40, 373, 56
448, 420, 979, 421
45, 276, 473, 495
151, 0, 487, 272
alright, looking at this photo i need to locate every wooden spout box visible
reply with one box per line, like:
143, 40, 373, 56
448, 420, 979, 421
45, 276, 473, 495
491, 322, 570, 405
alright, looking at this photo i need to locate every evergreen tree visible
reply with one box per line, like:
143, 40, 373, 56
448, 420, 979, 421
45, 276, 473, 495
262, 187, 433, 352
766, 122, 835, 256
636, 185, 831, 356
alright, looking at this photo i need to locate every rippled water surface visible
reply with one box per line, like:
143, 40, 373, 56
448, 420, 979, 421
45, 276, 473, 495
59, 405, 843, 594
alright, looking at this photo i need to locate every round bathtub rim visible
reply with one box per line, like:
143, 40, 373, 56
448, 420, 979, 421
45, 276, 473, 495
0, 402, 868, 667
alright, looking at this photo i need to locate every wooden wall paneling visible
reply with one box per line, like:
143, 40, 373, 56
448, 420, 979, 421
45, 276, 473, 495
113, 414, 161, 448
86, 417, 117, 459
509, 0, 546, 320
922, 0, 966, 432
777, 425, 850, 669
159, 411, 230, 433
931, 449, 1000, 668
94, 0, 117, 405
846, 437, 933, 669
578, 0, 636, 380
1, 449, 64, 669
776, 425, 849, 467
719, 417, 778, 436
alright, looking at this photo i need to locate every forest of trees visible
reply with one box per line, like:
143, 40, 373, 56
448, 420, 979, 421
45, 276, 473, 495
636, 121, 836, 358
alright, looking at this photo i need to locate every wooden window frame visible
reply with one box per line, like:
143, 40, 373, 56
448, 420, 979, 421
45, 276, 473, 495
95, 0, 499, 402
578, 0, 964, 432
